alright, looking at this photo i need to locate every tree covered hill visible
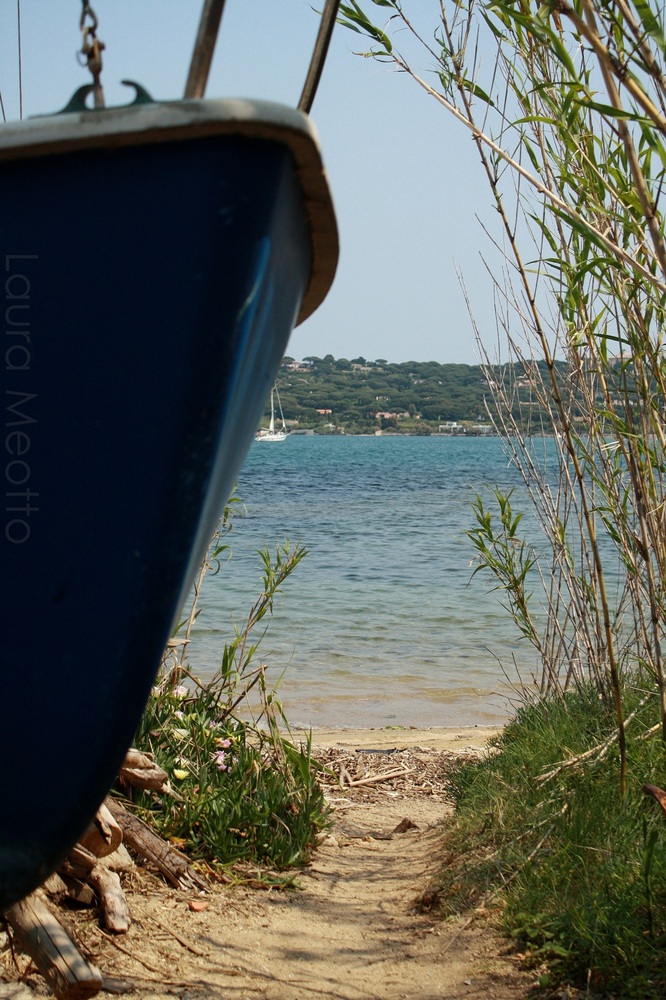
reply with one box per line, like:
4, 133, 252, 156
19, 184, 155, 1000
262, 355, 564, 434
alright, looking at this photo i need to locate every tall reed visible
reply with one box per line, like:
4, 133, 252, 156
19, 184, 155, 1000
340, 0, 666, 797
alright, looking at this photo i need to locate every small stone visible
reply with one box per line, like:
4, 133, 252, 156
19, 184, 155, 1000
188, 899, 209, 912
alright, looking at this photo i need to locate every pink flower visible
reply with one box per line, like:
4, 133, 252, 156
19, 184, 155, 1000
212, 749, 228, 772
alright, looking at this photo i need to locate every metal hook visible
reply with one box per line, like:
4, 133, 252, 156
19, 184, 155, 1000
53, 81, 154, 116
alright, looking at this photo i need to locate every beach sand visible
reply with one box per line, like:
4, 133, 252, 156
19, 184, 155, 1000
292, 723, 502, 752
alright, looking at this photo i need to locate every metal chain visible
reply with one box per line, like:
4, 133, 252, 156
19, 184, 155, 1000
78, 1, 105, 108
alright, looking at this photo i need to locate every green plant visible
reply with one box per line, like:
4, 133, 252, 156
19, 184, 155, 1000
129, 503, 329, 873
440, 687, 666, 995
643, 816, 660, 938
133, 688, 327, 870
467, 488, 540, 648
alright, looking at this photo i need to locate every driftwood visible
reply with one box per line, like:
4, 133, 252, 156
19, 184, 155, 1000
118, 749, 170, 793
337, 765, 413, 788
7, 757, 206, 997
57, 840, 130, 932
45, 861, 95, 907
62, 843, 134, 878
43, 872, 70, 898
45, 866, 95, 908
4, 891, 103, 999
104, 797, 206, 891
62, 843, 97, 880
97, 843, 134, 873
87, 867, 130, 933
58, 875, 96, 907
347, 767, 412, 788
78, 803, 123, 858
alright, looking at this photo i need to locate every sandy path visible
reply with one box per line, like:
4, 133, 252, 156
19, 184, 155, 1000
235, 796, 528, 999
1, 729, 532, 1000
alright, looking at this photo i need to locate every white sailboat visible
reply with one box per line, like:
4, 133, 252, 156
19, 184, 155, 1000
256, 385, 288, 442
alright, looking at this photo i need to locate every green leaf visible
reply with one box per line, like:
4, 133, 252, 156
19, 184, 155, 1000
582, 100, 646, 122
548, 32, 577, 77
633, 0, 666, 51
339, 1, 393, 51
463, 78, 495, 105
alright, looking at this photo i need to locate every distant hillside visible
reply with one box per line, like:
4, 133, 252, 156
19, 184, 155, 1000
257, 355, 565, 435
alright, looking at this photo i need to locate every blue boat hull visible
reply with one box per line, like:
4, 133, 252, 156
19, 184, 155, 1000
0, 104, 337, 908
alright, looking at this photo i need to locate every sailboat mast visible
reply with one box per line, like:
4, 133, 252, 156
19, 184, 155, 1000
269, 389, 275, 433
276, 385, 286, 432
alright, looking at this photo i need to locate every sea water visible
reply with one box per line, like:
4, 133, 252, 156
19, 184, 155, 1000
186, 435, 545, 728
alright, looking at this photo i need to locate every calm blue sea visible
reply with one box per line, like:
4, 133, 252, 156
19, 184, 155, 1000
187, 435, 543, 728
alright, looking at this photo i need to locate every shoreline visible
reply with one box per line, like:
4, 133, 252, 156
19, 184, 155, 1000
290, 724, 502, 752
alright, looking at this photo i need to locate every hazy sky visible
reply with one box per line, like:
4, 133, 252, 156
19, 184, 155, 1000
0, 1, 500, 364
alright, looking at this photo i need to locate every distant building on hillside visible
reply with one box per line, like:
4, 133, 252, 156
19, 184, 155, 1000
284, 360, 312, 371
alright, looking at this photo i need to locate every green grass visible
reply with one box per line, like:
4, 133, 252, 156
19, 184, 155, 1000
439, 683, 666, 997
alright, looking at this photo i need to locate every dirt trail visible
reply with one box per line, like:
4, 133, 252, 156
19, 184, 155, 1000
1, 728, 533, 1000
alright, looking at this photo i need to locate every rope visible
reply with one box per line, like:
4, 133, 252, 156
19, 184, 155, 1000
17, 0, 23, 119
